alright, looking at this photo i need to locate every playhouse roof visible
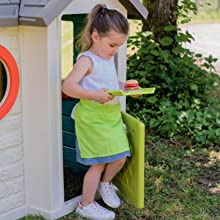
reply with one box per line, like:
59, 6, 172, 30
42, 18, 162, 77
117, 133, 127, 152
119, 0, 148, 20
0, 0, 147, 27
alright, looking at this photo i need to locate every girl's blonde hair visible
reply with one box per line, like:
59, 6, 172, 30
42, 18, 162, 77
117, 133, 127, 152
78, 4, 129, 52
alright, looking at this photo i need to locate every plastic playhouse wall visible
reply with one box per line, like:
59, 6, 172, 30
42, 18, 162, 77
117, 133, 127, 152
0, 27, 26, 219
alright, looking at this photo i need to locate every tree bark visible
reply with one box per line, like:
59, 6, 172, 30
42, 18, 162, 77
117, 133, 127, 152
217, 0, 220, 10
142, 0, 179, 42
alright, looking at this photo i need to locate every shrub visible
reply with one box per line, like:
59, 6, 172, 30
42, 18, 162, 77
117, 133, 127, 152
126, 29, 220, 147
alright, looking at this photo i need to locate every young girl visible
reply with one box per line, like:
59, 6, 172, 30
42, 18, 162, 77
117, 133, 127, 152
62, 4, 130, 220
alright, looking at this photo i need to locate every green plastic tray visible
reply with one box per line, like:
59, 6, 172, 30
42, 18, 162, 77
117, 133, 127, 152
113, 111, 145, 209
108, 87, 155, 96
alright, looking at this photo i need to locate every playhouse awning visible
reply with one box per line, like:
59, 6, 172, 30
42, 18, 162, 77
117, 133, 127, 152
0, 0, 148, 27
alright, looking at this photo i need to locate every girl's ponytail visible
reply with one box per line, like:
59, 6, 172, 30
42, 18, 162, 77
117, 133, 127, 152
79, 4, 106, 52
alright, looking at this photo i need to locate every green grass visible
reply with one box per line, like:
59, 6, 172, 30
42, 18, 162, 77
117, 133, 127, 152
142, 138, 220, 219
20, 137, 220, 220
190, 10, 220, 23
190, 0, 220, 23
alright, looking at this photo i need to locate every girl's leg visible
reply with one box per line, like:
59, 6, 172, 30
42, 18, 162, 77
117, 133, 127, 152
81, 163, 106, 206
97, 157, 127, 208
101, 157, 127, 182
76, 163, 116, 220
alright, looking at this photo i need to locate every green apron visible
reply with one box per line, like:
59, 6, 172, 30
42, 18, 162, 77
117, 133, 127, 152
74, 99, 130, 159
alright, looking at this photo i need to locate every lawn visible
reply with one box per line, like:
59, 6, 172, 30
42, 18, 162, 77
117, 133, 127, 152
189, 0, 220, 23
20, 136, 220, 220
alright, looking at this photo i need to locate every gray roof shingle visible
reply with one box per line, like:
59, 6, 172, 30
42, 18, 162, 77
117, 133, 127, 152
0, 0, 147, 27
0, 0, 20, 27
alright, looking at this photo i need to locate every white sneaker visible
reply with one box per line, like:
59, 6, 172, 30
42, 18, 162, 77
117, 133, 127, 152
75, 201, 115, 220
98, 182, 121, 208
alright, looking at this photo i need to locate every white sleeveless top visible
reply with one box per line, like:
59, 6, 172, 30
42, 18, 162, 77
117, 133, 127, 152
71, 51, 120, 119
78, 51, 120, 91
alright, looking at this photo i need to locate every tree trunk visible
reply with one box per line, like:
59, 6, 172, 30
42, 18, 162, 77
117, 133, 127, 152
195, 0, 199, 9
142, 0, 179, 43
217, 0, 220, 10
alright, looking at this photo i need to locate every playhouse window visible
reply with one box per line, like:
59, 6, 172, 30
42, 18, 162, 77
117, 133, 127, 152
61, 21, 73, 80
61, 14, 87, 80
0, 61, 7, 104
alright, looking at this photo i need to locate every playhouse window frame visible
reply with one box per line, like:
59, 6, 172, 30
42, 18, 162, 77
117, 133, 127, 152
0, 45, 19, 120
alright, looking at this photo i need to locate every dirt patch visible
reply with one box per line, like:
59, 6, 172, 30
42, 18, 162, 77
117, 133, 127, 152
188, 151, 220, 194
153, 137, 220, 195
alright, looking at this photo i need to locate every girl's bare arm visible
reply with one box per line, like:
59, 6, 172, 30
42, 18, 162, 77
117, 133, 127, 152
62, 56, 113, 104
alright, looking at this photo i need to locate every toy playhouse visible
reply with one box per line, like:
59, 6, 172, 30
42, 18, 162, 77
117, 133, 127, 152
0, 0, 148, 219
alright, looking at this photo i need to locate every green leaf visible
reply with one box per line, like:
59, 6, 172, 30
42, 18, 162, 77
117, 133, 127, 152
175, 34, 190, 43
151, 50, 160, 56
195, 53, 203, 58
180, 18, 191, 24
164, 25, 178, 32
149, 118, 160, 128
172, 46, 185, 54
216, 128, 220, 136
189, 83, 198, 92
160, 37, 173, 46
147, 96, 158, 104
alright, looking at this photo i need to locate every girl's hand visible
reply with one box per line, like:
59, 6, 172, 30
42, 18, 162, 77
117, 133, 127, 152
94, 88, 113, 104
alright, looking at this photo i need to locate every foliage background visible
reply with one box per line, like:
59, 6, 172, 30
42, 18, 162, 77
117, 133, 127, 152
126, 0, 220, 147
